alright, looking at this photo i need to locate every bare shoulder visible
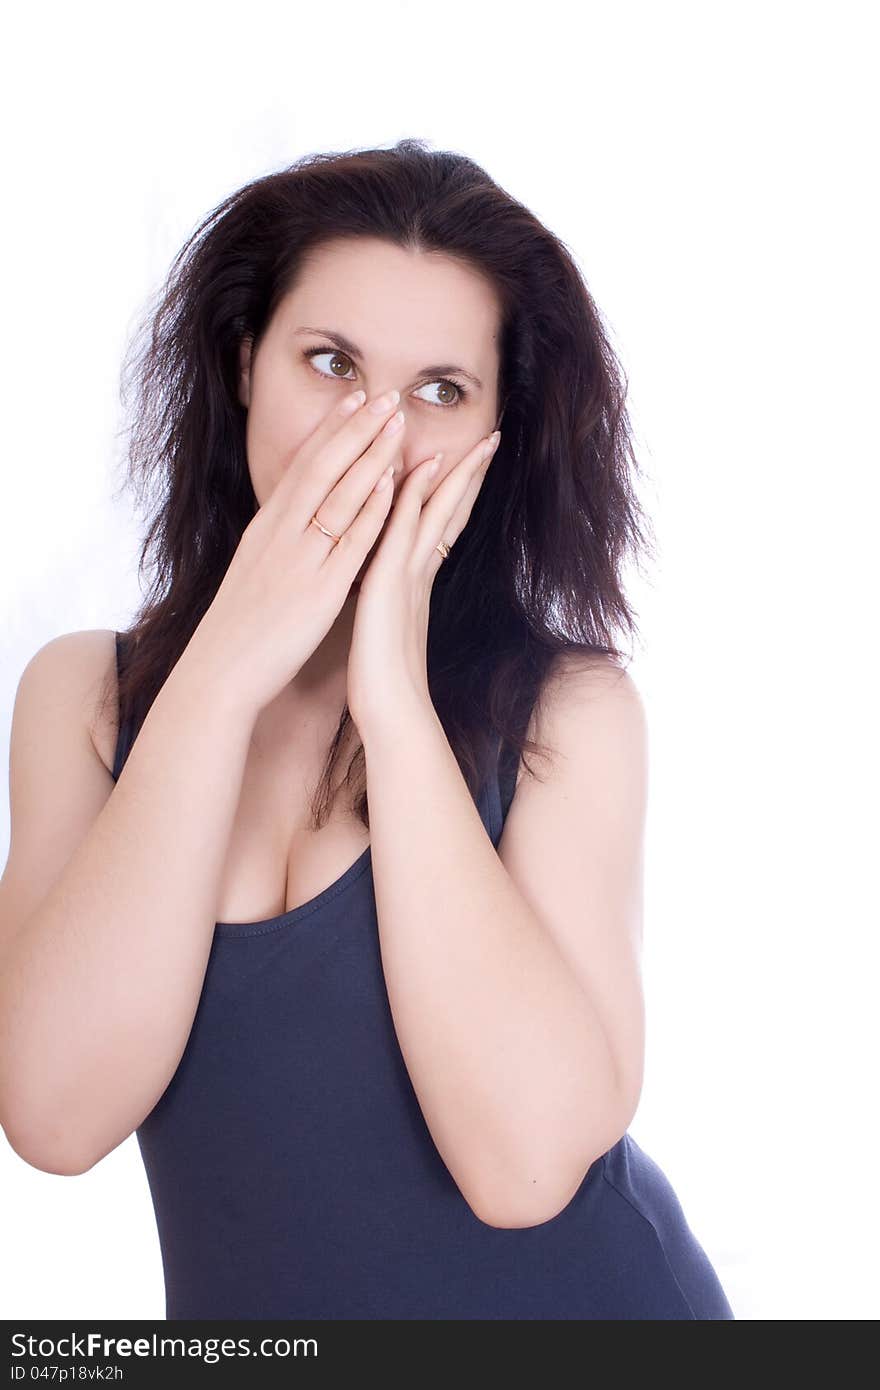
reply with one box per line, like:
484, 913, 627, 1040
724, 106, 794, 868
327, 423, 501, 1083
525, 651, 647, 776
545, 649, 642, 702
16, 629, 120, 777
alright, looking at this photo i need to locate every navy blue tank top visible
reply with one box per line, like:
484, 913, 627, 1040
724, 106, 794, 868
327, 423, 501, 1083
112, 632, 734, 1319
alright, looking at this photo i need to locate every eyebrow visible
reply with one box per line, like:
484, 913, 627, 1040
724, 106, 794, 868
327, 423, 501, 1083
293, 325, 484, 391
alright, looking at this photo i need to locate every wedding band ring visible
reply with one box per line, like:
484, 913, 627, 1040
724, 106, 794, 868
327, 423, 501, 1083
310, 513, 341, 544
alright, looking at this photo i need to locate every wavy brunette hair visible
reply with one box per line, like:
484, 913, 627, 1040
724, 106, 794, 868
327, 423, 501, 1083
106, 137, 656, 830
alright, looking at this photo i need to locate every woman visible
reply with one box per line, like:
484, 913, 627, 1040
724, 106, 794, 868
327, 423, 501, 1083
0, 139, 734, 1319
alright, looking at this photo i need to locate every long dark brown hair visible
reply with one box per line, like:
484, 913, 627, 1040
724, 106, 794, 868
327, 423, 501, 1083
106, 137, 656, 829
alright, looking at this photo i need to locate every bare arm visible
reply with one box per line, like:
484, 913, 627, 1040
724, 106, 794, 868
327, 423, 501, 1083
0, 631, 256, 1174
0, 386, 418, 1176
359, 662, 646, 1229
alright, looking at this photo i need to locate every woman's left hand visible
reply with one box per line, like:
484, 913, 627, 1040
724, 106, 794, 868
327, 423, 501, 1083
346, 426, 501, 739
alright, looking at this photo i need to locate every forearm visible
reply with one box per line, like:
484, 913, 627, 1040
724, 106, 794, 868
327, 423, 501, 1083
361, 697, 621, 1227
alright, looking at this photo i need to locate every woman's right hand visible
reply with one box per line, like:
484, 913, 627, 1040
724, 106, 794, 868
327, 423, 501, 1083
185, 387, 407, 719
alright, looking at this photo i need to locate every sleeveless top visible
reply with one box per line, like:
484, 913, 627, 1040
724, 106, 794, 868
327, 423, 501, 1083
111, 632, 734, 1319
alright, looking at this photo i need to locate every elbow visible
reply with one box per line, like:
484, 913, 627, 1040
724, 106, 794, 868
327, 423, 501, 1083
2, 1110, 98, 1177
463, 1146, 605, 1231
462, 1100, 635, 1230
467, 1172, 588, 1231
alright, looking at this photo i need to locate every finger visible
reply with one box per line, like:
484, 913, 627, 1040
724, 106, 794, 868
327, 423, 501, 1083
273, 387, 404, 517
370, 449, 441, 564
306, 408, 408, 549
413, 431, 500, 566
321, 454, 396, 579
303, 392, 408, 517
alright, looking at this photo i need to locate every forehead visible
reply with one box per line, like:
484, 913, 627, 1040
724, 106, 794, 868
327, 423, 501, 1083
279, 237, 501, 367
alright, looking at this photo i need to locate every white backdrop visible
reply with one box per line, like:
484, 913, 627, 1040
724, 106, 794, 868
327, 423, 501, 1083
1, 0, 877, 1322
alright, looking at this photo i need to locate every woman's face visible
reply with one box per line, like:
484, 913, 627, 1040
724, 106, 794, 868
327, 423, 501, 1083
237, 236, 502, 582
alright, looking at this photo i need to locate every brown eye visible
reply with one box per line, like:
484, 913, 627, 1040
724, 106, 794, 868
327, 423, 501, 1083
305, 348, 355, 380
415, 380, 463, 408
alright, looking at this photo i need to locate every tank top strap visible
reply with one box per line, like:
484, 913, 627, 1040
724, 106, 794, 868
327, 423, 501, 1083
497, 736, 520, 825
111, 631, 137, 783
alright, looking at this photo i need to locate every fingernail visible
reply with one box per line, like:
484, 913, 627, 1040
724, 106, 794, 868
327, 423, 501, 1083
381, 409, 406, 436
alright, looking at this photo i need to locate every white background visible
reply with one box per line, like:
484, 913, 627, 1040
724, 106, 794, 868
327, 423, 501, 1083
1, 0, 877, 1321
